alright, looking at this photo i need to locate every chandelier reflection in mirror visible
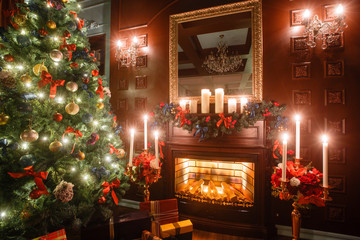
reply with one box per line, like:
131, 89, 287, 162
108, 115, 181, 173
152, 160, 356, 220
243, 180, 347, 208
202, 35, 243, 74
115, 37, 140, 68
303, 4, 347, 49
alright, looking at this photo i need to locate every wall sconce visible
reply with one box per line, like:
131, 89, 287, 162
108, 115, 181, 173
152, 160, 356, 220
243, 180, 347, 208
115, 35, 148, 68
303, 4, 347, 49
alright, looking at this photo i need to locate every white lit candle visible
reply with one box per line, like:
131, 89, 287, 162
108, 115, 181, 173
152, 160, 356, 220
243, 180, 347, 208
282, 133, 288, 181
154, 131, 159, 168
180, 100, 187, 110
228, 98, 236, 113
201, 89, 211, 113
322, 135, 329, 188
295, 114, 301, 159
303, 9, 310, 19
129, 128, 135, 166
335, 4, 344, 16
240, 97, 248, 114
189, 100, 198, 113
215, 88, 224, 113
144, 115, 148, 150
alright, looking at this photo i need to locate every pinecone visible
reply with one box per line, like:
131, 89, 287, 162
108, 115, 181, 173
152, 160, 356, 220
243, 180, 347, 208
0, 71, 16, 88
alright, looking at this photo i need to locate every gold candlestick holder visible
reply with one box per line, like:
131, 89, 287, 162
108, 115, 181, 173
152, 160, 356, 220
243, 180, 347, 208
321, 185, 333, 202
293, 157, 302, 170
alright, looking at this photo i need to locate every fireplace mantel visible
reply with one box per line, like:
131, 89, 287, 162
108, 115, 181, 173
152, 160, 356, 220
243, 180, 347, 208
163, 120, 275, 239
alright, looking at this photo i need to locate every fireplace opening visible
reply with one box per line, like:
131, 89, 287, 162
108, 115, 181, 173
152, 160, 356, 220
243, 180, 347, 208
174, 157, 254, 207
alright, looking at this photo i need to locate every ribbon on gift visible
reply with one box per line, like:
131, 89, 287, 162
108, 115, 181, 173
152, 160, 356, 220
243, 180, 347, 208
38, 71, 65, 99
59, 37, 76, 61
96, 78, 104, 99
101, 179, 120, 205
175, 106, 188, 127
0, 138, 8, 156
62, 126, 83, 154
8, 165, 49, 197
69, 11, 84, 30
193, 125, 208, 141
216, 113, 232, 129
162, 103, 174, 115
81, 84, 94, 98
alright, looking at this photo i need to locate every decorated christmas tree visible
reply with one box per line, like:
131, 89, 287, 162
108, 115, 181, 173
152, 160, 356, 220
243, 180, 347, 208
0, 0, 129, 239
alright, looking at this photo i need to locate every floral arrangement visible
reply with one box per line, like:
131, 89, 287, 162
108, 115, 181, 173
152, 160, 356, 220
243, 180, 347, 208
126, 151, 162, 187
271, 160, 325, 207
148, 100, 288, 142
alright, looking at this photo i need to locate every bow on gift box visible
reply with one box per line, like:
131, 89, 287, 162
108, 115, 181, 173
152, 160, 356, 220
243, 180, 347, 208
8, 165, 49, 199
216, 113, 232, 129
96, 78, 104, 99
81, 84, 94, 98
62, 127, 83, 154
162, 103, 174, 115
194, 125, 208, 141
69, 11, 84, 30
38, 71, 65, 99
175, 106, 188, 127
59, 37, 76, 61
100, 179, 120, 205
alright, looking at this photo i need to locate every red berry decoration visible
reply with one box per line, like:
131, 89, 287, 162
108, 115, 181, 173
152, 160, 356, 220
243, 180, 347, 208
53, 112, 63, 122
4, 54, 14, 62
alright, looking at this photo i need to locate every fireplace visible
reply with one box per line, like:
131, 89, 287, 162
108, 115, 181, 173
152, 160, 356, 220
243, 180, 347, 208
164, 121, 275, 238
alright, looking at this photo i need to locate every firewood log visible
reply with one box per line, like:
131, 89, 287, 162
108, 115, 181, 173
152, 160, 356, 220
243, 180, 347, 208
208, 180, 221, 200
179, 179, 195, 194
189, 179, 204, 195
221, 182, 237, 202
231, 184, 254, 203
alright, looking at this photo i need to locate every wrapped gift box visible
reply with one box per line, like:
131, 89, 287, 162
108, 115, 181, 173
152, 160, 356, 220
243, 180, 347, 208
160, 219, 193, 240
32, 229, 67, 240
81, 210, 151, 240
142, 230, 162, 240
140, 199, 179, 236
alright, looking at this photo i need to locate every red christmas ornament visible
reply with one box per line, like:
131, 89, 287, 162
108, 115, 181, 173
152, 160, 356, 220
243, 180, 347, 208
4, 54, 14, 62
39, 28, 48, 37
53, 112, 63, 122
82, 76, 90, 84
91, 69, 99, 76
70, 62, 78, 68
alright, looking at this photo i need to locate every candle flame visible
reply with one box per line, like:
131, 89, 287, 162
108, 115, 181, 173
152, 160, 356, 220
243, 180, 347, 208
130, 128, 135, 135
154, 131, 159, 138
303, 9, 311, 19
294, 114, 301, 121
144, 115, 148, 120
322, 134, 328, 143
282, 133, 289, 142
240, 97, 248, 104
336, 4, 344, 15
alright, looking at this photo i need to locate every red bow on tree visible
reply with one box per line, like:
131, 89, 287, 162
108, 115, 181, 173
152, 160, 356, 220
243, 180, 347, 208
216, 113, 232, 128
60, 37, 76, 61
8, 166, 49, 199
69, 11, 84, 30
100, 179, 120, 205
38, 71, 65, 99
175, 106, 189, 127
96, 77, 104, 99
108, 144, 120, 156
62, 126, 83, 154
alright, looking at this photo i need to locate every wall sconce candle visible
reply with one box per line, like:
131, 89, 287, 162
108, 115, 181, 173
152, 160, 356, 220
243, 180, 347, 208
201, 89, 211, 113
294, 114, 301, 159
144, 115, 148, 150
322, 135, 329, 188
228, 98, 237, 113
240, 97, 248, 114
215, 88, 224, 113
180, 100, 187, 110
189, 100, 198, 113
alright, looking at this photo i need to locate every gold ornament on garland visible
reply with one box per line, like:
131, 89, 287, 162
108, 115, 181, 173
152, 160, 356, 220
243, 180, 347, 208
49, 139, 63, 152
46, 20, 57, 29
20, 128, 39, 143
14, 14, 27, 26
33, 63, 48, 76
116, 148, 126, 158
50, 49, 63, 62
65, 102, 80, 115
66, 81, 78, 92
96, 102, 104, 110
0, 113, 10, 125
77, 151, 85, 160
20, 74, 32, 84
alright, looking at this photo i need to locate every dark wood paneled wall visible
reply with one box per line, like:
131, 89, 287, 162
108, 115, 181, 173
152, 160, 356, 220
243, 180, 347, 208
110, 0, 360, 236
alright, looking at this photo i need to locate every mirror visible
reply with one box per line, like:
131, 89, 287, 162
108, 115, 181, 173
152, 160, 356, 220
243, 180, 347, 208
169, 0, 263, 104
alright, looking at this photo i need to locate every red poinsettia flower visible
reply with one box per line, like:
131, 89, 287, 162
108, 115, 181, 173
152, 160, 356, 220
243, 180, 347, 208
271, 168, 282, 188
273, 101, 280, 106
287, 161, 307, 177
149, 112, 155, 117
92, 69, 99, 76
287, 150, 295, 155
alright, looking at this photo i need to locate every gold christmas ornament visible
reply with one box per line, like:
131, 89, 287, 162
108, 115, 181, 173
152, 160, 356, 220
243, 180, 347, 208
49, 139, 63, 152
14, 14, 27, 26
66, 81, 78, 92
116, 148, 126, 158
33, 63, 48, 76
20, 74, 32, 84
0, 113, 10, 125
77, 151, 85, 160
50, 49, 63, 62
20, 128, 39, 143
46, 20, 57, 29
65, 102, 80, 115
96, 102, 104, 109
62, 0, 69, 3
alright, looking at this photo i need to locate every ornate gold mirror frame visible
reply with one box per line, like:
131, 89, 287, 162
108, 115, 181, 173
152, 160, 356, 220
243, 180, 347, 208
169, 0, 263, 104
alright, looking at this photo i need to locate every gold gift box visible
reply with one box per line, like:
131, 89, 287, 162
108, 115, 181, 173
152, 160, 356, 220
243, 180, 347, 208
160, 219, 193, 238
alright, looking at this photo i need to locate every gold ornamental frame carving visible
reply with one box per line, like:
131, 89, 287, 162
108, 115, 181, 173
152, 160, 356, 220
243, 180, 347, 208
169, 0, 263, 104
